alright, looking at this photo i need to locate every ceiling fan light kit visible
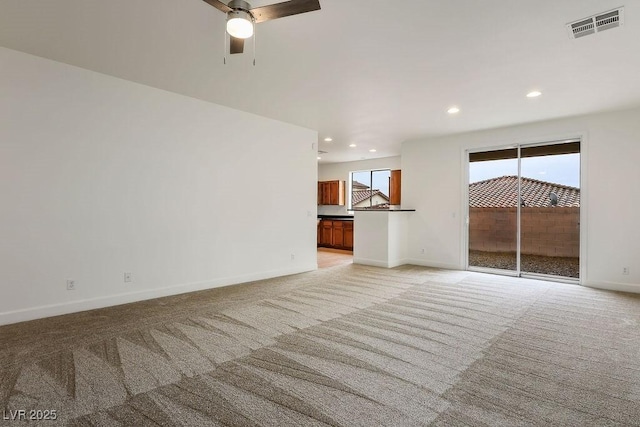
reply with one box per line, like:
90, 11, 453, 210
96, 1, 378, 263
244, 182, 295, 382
226, 9, 254, 39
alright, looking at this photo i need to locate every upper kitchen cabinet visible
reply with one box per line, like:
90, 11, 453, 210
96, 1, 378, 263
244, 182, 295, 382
390, 170, 401, 205
318, 180, 345, 205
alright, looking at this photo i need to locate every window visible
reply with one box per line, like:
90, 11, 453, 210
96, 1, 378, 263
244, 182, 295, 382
349, 169, 391, 210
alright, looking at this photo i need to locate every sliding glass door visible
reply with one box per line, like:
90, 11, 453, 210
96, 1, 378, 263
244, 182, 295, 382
519, 143, 580, 279
467, 140, 581, 281
468, 148, 519, 274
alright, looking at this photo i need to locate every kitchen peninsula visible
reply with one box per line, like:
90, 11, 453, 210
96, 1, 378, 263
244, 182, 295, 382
352, 209, 415, 268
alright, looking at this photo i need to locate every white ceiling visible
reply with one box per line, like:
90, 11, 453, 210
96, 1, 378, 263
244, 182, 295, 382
2, 0, 640, 163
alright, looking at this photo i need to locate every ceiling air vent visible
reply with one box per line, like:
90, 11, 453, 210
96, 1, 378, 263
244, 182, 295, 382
596, 9, 622, 31
567, 7, 624, 39
570, 18, 596, 38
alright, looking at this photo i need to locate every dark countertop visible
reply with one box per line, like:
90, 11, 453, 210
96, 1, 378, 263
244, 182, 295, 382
352, 209, 416, 212
317, 215, 354, 220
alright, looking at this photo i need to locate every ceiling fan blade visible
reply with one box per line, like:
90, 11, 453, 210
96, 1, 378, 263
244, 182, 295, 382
230, 36, 245, 54
202, 0, 232, 13
250, 0, 320, 24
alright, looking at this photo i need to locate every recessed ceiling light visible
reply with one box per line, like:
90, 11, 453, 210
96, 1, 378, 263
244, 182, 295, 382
369, 149, 377, 153
349, 144, 357, 148
447, 106, 460, 114
324, 137, 333, 142
526, 91, 542, 98
317, 156, 321, 160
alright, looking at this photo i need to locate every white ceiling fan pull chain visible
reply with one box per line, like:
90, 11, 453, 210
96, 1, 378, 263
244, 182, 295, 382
253, 17, 256, 66
223, 24, 228, 64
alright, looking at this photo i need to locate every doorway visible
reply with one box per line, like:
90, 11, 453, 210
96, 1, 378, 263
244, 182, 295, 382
467, 140, 581, 281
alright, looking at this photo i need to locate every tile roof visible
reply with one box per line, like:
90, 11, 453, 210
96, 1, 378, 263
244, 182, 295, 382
352, 189, 390, 205
352, 181, 370, 190
469, 176, 580, 208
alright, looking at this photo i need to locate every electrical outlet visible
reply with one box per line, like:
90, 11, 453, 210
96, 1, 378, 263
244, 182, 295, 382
291, 254, 295, 261
66, 279, 76, 290
124, 273, 132, 282
421, 248, 425, 254
623, 267, 629, 275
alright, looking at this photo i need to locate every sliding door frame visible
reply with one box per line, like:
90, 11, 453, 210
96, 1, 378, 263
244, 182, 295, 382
464, 136, 587, 284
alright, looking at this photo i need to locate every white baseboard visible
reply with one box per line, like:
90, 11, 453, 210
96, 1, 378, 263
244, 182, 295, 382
353, 257, 390, 268
0, 264, 317, 326
354, 257, 462, 270
406, 258, 462, 270
388, 258, 411, 268
584, 280, 640, 294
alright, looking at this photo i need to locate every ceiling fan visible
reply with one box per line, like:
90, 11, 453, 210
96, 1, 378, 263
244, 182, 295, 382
202, 0, 321, 55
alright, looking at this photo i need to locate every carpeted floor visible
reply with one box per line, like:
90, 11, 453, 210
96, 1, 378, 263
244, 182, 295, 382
1, 265, 639, 426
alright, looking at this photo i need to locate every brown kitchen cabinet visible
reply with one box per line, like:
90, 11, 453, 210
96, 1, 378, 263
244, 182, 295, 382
319, 220, 333, 246
317, 219, 353, 250
332, 220, 344, 247
343, 221, 354, 249
317, 180, 345, 205
390, 169, 401, 205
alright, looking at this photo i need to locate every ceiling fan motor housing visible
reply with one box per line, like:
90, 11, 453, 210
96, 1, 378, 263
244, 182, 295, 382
228, 0, 252, 13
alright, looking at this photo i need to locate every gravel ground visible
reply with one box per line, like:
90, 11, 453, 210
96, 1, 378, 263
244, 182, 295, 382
469, 250, 579, 278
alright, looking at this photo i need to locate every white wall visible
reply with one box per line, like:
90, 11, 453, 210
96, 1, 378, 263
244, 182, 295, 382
402, 107, 640, 293
0, 47, 318, 325
317, 156, 401, 215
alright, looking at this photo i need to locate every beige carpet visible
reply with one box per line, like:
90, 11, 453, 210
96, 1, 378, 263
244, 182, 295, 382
1, 265, 639, 426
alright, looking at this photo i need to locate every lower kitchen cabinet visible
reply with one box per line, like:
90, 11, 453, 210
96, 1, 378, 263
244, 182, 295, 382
343, 221, 354, 249
320, 220, 333, 246
317, 219, 353, 250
